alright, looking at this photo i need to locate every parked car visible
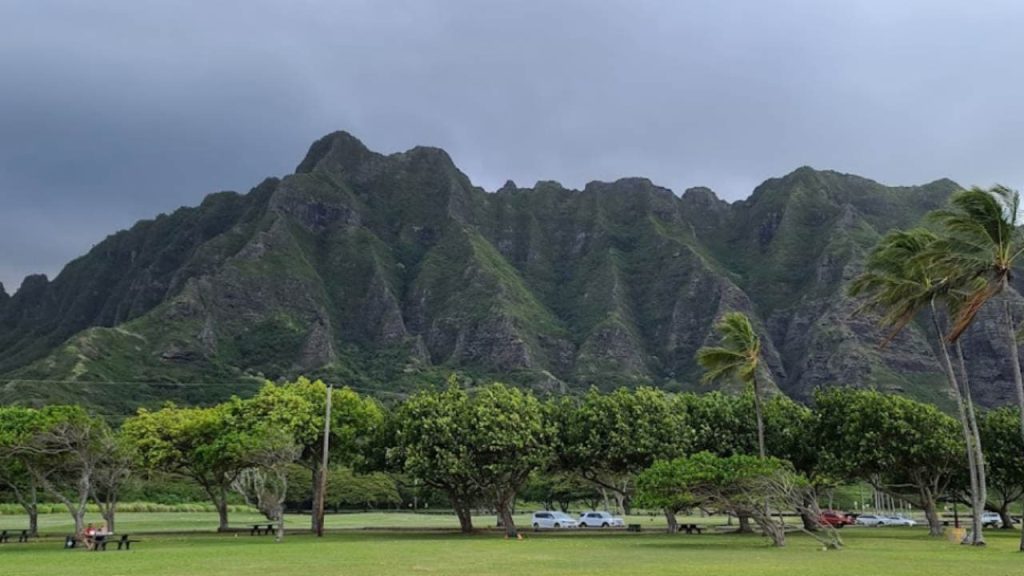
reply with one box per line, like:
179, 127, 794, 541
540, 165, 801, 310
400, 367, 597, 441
885, 515, 917, 527
578, 511, 625, 528
531, 511, 579, 529
819, 510, 854, 528
982, 512, 1003, 528
854, 514, 890, 527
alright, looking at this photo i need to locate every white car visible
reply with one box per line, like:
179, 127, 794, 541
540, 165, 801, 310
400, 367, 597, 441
982, 512, 1003, 528
578, 511, 625, 528
531, 511, 579, 529
854, 514, 891, 527
885, 515, 917, 527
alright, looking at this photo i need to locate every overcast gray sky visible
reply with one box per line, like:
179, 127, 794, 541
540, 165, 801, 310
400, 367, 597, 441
2, 1, 1023, 293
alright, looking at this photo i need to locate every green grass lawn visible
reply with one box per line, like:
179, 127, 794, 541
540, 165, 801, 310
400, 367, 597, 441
2, 514, 1024, 575
0, 511, 694, 534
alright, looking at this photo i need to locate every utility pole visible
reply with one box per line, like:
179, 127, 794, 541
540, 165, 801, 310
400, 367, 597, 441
316, 382, 334, 537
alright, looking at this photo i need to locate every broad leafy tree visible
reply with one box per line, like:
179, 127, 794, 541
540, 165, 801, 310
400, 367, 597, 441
237, 378, 383, 534
638, 452, 835, 548
122, 404, 251, 531
0, 406, 43, 535
385, 382, 552, 537
979, 407, 1024, 529
15, 406, 113, 536
815, 388, 962, 536
553, 387, 690, 530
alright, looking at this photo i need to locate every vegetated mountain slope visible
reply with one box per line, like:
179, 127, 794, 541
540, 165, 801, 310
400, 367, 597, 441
2, 131, 1021, 413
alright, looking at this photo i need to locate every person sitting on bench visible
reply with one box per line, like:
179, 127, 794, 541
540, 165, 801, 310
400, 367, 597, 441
83, 524, 97, 550
93, 523, 111, 551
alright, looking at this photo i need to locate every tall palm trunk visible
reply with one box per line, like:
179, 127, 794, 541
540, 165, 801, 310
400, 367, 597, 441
956, 341, 988, 542
930, 301, 984, 543
1001, 299, 1024, 551
752, 374, 766, 459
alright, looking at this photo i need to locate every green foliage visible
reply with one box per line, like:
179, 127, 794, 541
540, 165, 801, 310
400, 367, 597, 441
384, 382, 552, 531
637, 452, 805, 532
553, 387, 691, 486
978, 407, 1024, 508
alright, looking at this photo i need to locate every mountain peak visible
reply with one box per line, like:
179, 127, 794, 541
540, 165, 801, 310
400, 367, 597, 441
0, 282, 8, 302
496, 180, 519, 194
681, 186, 722, 205
13, 274, 49, 297
295, 130, 374, 174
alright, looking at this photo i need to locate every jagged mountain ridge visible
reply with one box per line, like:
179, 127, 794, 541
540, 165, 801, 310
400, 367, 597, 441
1, 131, 1020, 413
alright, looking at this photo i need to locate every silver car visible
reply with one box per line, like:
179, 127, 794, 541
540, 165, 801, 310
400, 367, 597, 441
854, 514, 890, 527
885, 515, 917, 527
578, 511, 625, 528
531, 511, 579, 529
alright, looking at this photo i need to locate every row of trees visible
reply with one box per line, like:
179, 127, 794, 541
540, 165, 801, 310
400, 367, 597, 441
0, 379, 382, 541
5, 380, 1023, 546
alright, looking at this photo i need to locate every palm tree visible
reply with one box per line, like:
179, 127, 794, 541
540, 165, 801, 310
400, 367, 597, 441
697, 312, 767, 459
849, 228, 987, 544
928, 185, 1024, 549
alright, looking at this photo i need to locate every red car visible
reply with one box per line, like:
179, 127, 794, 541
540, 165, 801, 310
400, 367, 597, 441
819, 510, 855, 528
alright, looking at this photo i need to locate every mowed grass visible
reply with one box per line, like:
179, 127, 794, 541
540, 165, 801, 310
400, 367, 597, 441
3, 514, 1024, 576
0, 511, 693, 534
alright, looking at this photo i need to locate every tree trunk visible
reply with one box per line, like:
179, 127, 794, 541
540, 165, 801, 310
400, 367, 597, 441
613, 491, 628, 516
920, 490, 943, 537
1001, 300, 1024, 552
310, 465, 321, 533
451, 496, 473, 533
737, 513, 753, 533
800, 510, 818, 532
749, 507, 785, 547
497, 494, 518, 538
957, 341, 988, 544
28, 506, 38, 537
664, 508, 679, 533
930, 304, 984, 544
275, 510, 285, 542
71, 508, 85, 536
999, 504, 1015, 530
12, 482, 39, 536
752, 374, 766, 459
199, 479, 231, 532
102, 505, 116, 533
216, 490, 230, 532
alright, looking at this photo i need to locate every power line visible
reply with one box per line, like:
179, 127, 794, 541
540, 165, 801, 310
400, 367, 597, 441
0, 378, 411, 398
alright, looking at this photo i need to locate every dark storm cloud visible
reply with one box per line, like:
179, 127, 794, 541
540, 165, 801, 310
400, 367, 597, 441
2, 0, 1024, 291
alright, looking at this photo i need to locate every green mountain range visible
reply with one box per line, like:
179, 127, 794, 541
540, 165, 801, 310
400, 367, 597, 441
1, 131, 1020, 415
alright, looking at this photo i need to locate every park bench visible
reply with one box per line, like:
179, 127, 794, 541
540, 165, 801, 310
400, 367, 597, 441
93, 534, 140, 551
0, 529, 25, 543
250, 523, 275, 536
627, 524, 643, 532
116, 534, 141, 550
681, 524, 704, 535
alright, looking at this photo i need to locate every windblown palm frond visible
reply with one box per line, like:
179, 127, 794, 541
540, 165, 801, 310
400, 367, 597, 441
927, 185, 1023, 341
697, 312, 761, 385
848, 228, 944, 344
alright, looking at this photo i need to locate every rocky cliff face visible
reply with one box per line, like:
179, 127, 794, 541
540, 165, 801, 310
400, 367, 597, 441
2, 131, 1021, 413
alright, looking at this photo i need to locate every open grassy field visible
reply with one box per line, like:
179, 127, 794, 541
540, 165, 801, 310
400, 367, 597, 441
2, 513, 1024, 575
0, 511, 689, 534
